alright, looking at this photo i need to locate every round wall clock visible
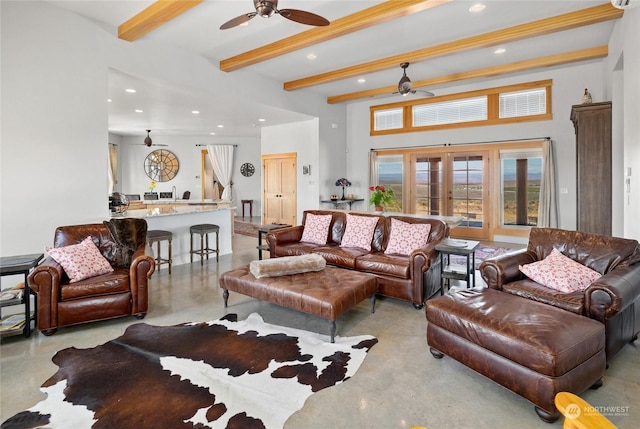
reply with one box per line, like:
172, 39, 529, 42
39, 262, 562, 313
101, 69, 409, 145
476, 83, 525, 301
240, 162, 255, 177
144, 149, 179, 182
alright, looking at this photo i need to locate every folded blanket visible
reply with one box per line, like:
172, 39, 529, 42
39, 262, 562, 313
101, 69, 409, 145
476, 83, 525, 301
250, 254, 326, 279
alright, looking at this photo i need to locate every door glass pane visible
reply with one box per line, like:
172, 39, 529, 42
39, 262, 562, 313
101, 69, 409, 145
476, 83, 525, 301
452, 155, 483, 228
376, 155, 403, 212
501, 155, 542, 226
415, 157, 442, 215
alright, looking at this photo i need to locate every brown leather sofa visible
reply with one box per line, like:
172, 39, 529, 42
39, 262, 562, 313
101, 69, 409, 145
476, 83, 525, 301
266, 210, 447, 308
28, 220, 156, 335
480, 227, 640, 362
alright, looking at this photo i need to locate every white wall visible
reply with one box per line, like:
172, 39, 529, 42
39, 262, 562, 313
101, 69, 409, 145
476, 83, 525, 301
261, 119, 321, 224
346, 61, 615, 234
0, 1, 345, 256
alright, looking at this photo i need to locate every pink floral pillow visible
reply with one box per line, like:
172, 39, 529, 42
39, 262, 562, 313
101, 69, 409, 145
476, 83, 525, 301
301, 213, 332, 245
46, 236, 114, 283
340, 214, 379, 251
384, 218, 432, 256
519, 248, 602, 293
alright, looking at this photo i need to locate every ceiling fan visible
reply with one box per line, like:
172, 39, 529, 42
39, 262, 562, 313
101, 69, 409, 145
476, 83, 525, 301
136, 130, 167, 147
220, 0, 330, 30
394, 62, 434, 97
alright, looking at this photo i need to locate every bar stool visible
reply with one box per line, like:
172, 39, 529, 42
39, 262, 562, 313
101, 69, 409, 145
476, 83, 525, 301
190, 224, 220, 265
147, 230, 173, 274
241, 199, 253, 219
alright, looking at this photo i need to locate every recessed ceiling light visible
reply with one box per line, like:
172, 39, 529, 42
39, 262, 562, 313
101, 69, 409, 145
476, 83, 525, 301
210, 132, 216, 135
134, 109, 143, 113
258, 118, 266, 122
494, 48, 506, 54
217, 125, 224, 128
306, 53, 317, 60
107, 99, 112, 102
469, 3, 486, 13
125, 89, 136, 93
192, 110, 200, 114
357, 78, 366, 84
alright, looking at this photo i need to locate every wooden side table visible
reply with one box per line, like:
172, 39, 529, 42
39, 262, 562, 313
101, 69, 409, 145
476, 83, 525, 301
435, 239, 479, 294
241, 199, 253, 219
0, 253, 44, 338
257, 224, 291, 260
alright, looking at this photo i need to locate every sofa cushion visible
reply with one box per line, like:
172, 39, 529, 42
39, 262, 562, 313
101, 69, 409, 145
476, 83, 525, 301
60, 268, 130, 300
519, 249, 602, 293
384, 218, 431, 255
46, 236, 114, 283
300, 213, 332, 245
340, 214, 378, 251
249, 254, 326, 278
355, 253, 410, 279
312, 245, 368, 269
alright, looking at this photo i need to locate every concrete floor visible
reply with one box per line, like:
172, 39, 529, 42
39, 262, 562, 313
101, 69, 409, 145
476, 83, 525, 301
1, 231, 638, 428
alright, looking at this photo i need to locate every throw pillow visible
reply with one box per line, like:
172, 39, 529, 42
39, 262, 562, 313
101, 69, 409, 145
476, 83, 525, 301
384, 218, 432, 255
340, 214, 379, 251
46, 236, 114, 283
519, 248, 602, 293
300, 213, 332, 245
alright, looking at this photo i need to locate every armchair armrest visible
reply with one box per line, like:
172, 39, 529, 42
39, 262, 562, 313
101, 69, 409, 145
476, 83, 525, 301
585, 265, 640, 322
129, 245, 155, 315
27, 256, 64, 331
479, 249, 536, 290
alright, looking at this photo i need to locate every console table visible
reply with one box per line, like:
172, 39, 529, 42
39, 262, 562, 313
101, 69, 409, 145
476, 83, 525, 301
321, 198, 364, 210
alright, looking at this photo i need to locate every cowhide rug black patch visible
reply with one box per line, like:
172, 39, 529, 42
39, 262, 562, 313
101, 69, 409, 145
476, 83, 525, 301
2, 313, 377, 429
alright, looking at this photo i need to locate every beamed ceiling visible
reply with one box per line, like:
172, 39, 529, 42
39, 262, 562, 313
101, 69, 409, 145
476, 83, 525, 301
45, 0, 624, 138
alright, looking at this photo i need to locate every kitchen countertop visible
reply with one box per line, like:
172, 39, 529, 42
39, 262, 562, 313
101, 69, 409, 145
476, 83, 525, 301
114, 205, 234, 219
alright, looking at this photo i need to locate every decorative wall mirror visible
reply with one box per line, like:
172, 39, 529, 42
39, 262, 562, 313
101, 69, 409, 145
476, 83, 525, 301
144, 149, 179, 182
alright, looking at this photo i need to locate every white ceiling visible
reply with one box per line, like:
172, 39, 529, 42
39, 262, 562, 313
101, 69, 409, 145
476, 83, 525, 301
45, 0, 622, 139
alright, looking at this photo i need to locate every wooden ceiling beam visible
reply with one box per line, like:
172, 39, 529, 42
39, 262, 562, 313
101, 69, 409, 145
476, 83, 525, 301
219, 0, 451, 72
118, 0, 204, 42
287, 3, 622, 92
327, 46, 609, 104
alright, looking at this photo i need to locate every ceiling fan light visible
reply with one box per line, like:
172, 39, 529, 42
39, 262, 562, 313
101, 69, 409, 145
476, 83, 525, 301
255, 1, 277, 17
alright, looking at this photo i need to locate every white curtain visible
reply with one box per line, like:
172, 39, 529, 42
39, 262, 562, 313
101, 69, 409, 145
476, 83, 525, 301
108, 143, 118, 194
537, 139, 558, 227
368, 150, 378, 187
206, 145, 235, 201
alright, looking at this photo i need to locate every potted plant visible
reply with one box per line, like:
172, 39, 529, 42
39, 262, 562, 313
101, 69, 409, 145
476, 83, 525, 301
369, 185, 395, 211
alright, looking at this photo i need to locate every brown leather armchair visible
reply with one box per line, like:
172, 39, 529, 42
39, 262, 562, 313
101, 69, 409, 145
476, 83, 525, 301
480, 227, 640, 362
28, 219, 155, 335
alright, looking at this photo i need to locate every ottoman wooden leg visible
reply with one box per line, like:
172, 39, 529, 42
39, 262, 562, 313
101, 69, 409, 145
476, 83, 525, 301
330, 320, 336, 343
429, 347, 444, 359
223, 289, 229, 307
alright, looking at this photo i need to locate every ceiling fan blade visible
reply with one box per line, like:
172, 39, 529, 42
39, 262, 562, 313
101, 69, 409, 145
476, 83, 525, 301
278, 9, 329, 26
415, 89, 435, 97
220, 12, 257, 30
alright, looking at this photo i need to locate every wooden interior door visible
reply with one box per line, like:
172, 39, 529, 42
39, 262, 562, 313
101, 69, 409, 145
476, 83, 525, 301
263, 153, 297, 225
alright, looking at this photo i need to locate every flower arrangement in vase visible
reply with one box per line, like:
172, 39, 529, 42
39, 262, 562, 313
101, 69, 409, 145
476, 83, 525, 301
335, 178, 351, 200
369, 185, 395, 211
148, 180, 157, 193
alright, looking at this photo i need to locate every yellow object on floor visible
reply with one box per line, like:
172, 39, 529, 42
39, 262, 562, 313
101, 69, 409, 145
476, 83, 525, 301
555, 392, 617, 429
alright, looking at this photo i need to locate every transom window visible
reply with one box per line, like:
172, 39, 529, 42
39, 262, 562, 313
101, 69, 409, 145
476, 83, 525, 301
371, 80, 552, 135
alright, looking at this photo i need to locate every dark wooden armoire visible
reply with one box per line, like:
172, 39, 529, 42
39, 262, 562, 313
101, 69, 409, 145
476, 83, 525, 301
570, 101, 612, 236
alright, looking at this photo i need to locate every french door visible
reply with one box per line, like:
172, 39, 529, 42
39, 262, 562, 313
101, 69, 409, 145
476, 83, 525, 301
411, 150, 489, 239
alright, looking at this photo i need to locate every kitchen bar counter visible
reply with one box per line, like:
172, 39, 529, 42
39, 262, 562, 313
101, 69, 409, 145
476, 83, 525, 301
114, 206, 234, 266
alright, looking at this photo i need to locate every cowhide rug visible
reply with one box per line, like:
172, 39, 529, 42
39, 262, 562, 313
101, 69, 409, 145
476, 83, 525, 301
2, 313, 377, 429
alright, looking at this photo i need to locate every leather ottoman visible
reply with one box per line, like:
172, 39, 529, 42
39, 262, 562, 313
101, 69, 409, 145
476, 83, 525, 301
220, 265, 377, 342
426, 288, 606, 422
